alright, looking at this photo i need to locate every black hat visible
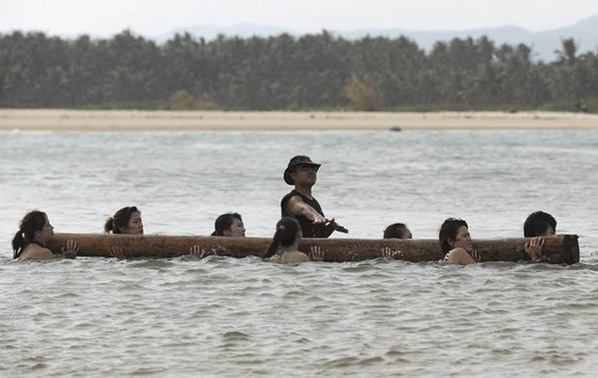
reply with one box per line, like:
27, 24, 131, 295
283, 155, 321, 185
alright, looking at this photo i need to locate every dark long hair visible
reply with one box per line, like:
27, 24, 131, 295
438, 218, 468, 255
104, 206, 139, 234
523, 211, 557, 237
264, 217, 301, 258
12, 210, 47, 259
383, 223, 409, 239
211, 213, 242, 236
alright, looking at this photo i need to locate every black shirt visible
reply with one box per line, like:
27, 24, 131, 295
281, 190, 329, 238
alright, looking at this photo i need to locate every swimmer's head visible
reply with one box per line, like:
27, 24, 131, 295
524, 211, 556, 237
104, 206, 143, 235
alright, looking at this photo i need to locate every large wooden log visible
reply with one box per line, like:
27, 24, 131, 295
46, 233, 579, 264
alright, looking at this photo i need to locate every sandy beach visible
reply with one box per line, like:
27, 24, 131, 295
0, 109, 597, 131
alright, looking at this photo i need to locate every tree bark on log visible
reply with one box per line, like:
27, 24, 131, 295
46, 233, 579, 264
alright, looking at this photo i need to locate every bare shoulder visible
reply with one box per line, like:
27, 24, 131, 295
446, 247, 475, 265
281, 251, 310, 263
19, 245, 55, 260
284, 195, 306, 214
286, 195, 305, 206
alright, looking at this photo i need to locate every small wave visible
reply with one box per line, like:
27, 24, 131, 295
128, 260, 176, 269
222, 331, 251, 341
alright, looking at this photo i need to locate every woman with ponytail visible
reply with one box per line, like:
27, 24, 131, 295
264, 217, 324, 263
104, 206, 143, 259
104, 206, 143, 234
12, 210, 79, 260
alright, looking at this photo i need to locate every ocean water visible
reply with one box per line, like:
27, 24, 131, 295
1, 129, 597, 376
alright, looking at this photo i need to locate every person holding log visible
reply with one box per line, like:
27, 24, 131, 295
186, 213, 246, 260
104, 206, 143, 259
523, 211, 557, 263
281, 155, 347, 238
211, 213, 246, 237
381, 223, 410, 260
263, 217, 324, 263
12, 210, 79, 260
104, 206, 143, 235
383, 223, 413, 239
439, 215, 556, 265
439, 218, 482, 265
524, 211, 556, 237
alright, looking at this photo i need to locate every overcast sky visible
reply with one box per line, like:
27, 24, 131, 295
2, 0, 598, 37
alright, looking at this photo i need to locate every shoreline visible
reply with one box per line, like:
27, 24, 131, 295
1, 109, 597, 131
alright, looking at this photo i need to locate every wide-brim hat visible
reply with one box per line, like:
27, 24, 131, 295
283, 155, 321, 185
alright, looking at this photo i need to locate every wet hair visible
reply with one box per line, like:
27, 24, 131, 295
439, 218, 468, 255
211, 213, 243, 236
104, 206, 140, 234
383, 223, 410, 239
264, 217, 301, 258
12, 210, 48, 259
524, 211, 557, 237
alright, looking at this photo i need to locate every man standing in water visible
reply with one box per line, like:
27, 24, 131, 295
281, 155, 348, 238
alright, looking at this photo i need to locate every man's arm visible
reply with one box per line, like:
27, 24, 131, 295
324, 218, 348, 235
285, 195, 327, 223
285, 196, 348, 237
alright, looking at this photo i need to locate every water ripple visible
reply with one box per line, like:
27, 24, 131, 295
2, 131, 598, 376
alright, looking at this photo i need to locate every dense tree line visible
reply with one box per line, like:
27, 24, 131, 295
0, 30, 596, 111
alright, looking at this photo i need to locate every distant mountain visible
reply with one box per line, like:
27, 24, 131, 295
155, 14, 598, 62
341, 14, 598, 62
156, 23, 289, 42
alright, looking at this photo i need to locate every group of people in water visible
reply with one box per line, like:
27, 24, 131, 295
11, 155, 557, 265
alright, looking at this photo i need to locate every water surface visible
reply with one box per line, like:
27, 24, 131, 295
1, 130, 597, 376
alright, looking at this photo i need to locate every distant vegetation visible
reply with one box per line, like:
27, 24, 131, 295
0, 30, 596, 112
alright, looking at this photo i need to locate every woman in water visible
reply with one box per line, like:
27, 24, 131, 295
105, 206, 143, 259
104, 206, 143, 234
263, 217, 323, 263
439, 217, 549, 265
12, 210, 79, 260
211, 213, 246, 237
383, 222, 413, 239
439, 218, 482, 265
